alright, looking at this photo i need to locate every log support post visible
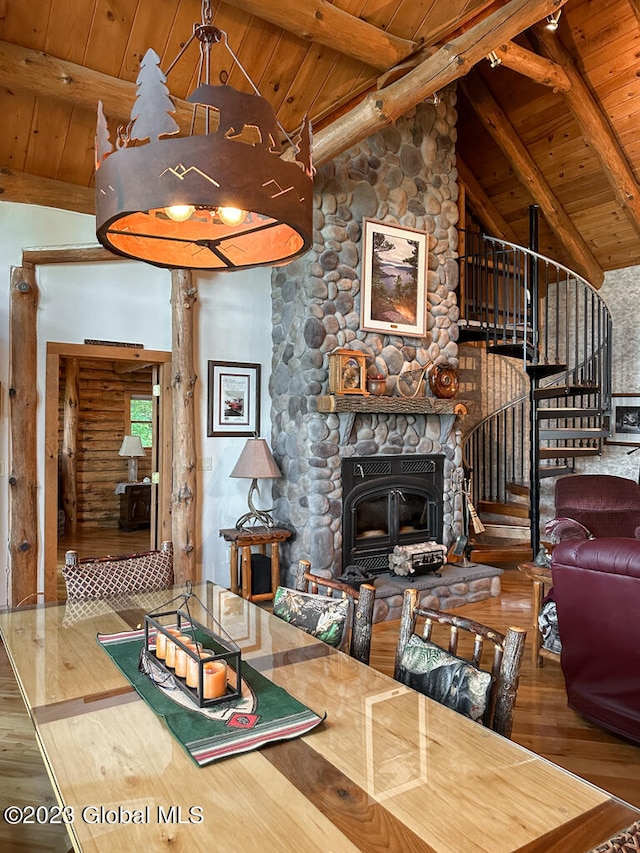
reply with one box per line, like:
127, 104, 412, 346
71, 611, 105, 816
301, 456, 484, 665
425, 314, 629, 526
170, 269, 198, 583
61, 357, 79, 535
9, 266, 39, 606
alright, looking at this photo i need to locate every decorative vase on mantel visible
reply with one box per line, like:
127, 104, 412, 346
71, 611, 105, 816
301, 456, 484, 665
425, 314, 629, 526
428, 364, 459, 399
366, 374, 387, 396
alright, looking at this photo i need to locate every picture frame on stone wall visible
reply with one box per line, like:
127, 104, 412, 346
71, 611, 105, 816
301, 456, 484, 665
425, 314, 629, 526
207, 361, 261, 437
606, 393, 640, 446
361, 219, 428, 338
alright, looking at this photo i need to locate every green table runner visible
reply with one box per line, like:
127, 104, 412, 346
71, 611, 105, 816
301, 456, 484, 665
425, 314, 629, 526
98, 626, 326, 767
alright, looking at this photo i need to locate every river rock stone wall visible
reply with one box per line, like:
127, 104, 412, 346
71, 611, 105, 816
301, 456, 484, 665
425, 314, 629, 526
270, 88, 464, 585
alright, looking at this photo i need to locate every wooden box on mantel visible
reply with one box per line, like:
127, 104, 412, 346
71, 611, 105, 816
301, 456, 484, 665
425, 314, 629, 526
316, 395, 468, 416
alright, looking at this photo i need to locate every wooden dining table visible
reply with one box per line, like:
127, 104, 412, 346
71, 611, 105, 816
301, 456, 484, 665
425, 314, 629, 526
1, 581, 638, 853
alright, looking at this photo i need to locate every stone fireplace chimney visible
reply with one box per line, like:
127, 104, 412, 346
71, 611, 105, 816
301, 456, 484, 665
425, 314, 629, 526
270, 87, 463, 585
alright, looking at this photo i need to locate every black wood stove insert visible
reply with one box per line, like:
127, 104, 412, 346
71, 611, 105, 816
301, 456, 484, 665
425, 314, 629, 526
342, 454, 444, 575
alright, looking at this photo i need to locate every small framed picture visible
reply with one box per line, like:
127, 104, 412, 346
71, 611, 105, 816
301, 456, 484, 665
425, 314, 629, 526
207, 361, 261, 437
360, 219, 428, 338
607, 394, 640, 446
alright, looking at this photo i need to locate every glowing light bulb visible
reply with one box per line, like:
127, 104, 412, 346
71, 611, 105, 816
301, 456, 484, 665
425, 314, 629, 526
165, 204, 195, 222
218, 206, 246, 226
546, 10, 561, 30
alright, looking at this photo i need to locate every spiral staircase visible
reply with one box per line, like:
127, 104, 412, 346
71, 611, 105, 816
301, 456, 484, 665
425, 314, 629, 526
458, 213, 613, 562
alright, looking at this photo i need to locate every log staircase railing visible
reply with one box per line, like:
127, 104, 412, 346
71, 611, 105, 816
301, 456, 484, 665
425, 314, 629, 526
460, 231, 612, 555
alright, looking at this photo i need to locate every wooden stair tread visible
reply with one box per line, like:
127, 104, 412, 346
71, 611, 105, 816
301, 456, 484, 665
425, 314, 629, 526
506, 482, 529, 497
477, 499, 529, 518
526, 363, 567, 379
537, 407, 602, 419
539, 447, 600, 458
468, 541, 533, 563
539, 464, 575, 477
534, 384, 598, 400
539, 427, 609, 439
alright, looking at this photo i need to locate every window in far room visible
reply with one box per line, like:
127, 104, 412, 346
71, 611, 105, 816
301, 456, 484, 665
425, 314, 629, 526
127, 394, 153, 448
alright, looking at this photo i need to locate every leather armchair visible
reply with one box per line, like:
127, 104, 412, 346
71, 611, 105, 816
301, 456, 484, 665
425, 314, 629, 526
551, 537, 640, 744
546, 474, 640, 542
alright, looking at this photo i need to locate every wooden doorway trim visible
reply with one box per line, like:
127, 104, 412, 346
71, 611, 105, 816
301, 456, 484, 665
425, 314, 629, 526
44, 342, 172, 599
8, 244, 181, 605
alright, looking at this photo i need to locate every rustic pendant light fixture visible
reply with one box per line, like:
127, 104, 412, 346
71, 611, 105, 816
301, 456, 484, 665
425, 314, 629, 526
95, 1, 313, 271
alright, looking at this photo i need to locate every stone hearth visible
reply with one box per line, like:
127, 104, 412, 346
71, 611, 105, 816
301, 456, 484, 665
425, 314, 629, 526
371, 562, 503, 623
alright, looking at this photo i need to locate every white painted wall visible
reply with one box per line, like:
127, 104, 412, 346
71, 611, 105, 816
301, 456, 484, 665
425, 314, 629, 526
0, 203, 273, 605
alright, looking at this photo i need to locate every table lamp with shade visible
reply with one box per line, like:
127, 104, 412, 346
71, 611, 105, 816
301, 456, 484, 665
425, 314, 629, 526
119, 434, 146, 482
230, 437, 281, 529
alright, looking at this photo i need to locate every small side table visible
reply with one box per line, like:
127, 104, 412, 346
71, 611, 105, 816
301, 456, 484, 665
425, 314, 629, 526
517, 560, 559, 668
219, 526, 292, 603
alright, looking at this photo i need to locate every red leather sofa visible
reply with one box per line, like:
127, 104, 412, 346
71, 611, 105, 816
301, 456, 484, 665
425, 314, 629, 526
550, 537, 640, 744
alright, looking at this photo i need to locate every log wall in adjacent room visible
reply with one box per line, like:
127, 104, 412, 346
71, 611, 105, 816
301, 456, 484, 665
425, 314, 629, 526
57, 358, 153, 530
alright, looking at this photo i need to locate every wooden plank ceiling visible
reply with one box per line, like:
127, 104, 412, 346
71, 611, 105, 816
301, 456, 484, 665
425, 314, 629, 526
1, 0, 639, 283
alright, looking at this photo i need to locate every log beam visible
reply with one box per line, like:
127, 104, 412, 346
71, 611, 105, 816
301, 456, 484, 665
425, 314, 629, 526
0, 166, 95, 215
312, 0, 568, 166
457, 156, 518, 241
493, 40, 570, 91
22, 245, 121, 265
9, 266, 39, 606
0, 40, 198, 133
224, 0, 418, 70
530, 24, 640, 243
460, 71, 604, 287
170, 269, 198, 583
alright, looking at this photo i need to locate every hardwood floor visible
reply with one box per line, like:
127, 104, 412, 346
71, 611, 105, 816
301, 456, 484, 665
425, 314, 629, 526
1, 564, 638, 851
57, 526, 152, 565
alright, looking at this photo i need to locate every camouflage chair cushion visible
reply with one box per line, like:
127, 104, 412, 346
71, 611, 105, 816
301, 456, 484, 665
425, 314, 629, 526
63, 550, 174, 601
397, 633, 492, 723
273, 586, 351, 651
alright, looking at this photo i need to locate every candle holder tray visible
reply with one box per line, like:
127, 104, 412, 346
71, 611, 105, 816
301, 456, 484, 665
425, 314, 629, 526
143, 608, 242, 708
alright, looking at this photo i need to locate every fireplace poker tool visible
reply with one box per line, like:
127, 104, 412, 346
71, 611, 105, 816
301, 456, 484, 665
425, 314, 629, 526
450, 469, 484, 567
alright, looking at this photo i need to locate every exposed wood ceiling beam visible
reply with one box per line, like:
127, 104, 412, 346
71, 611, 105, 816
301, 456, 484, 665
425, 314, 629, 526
460, 71, 604, 286
312, 0, 568, 166
0, 166, 94, 214
529, 24, 640, 243
0, 40, 194, 130
223, 0, 419, 70
21, 245, 121, 265
493, 40, 570, 91
457, 157, 517, 241
629, 0, 640, 25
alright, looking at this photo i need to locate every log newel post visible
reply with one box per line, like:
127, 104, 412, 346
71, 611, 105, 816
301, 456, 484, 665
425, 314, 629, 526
9, 266, 39, 606
170, 269, 198, 583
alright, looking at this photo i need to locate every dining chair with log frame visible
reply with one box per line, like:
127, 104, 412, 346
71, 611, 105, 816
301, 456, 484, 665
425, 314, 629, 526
272, 558, 375, 665
394, 587, 526, 738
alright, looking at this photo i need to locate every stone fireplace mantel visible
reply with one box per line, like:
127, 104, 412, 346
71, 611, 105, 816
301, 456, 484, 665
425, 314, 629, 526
316, 395, 468, 444
316, 395, 468, 416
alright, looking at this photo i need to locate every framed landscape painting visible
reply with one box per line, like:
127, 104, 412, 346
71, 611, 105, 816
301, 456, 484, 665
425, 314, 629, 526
360, 219, 428, 338
207, 361, 261, 437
